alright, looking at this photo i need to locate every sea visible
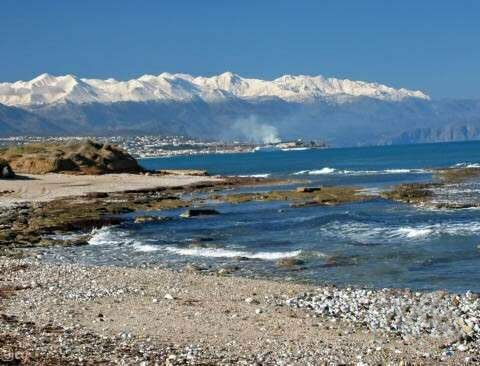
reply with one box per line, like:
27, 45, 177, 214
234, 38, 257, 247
41, 141, 480, 292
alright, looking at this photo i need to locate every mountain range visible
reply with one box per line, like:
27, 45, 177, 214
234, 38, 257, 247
0, 72, 479, 146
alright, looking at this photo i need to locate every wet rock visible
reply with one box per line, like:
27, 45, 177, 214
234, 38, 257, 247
296, 187, 322, 193
14, 234, 41, 245
234, 256, 250, 261
212, 186, 369, 206
134, 215, 171, 224
277, 258, 305, 268
323, 255, 357, 268
39, 237, 89, 247
382, 183, 436, 204
435, 167, 480, 183
180, 209, 220, 218
0, 230, 16, 242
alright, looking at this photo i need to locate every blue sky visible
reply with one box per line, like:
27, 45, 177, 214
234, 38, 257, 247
0, 0, 478, 99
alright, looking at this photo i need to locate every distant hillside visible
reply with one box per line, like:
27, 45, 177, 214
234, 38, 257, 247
388, 122, 480, 145
0, 103, 64, 136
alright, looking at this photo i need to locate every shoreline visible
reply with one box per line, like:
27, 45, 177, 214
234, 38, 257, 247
1, 168, 480, 363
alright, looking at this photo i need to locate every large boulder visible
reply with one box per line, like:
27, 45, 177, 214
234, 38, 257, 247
0, 159, 15, 179
0, 140, 144, 175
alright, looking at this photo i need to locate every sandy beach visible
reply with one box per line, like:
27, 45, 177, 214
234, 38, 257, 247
0, 173, 220, 204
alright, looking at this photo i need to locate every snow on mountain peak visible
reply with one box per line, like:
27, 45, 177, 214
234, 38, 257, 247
0, 72, 430, 107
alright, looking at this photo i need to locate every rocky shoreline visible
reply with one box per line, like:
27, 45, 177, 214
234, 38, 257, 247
0, 174, 292, 256
2, 142, 480, 364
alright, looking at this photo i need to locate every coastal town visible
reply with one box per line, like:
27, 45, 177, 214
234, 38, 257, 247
0, 135, 328, 158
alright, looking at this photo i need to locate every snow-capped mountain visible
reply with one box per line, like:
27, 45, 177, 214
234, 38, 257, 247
1, 71, 479, 147
0, 72, 429, 107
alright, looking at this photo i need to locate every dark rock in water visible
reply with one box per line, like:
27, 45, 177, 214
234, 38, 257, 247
0, 159, 15, 179
0, 140, 144, 175
324, 255, 358, 268
277, 257, 305, 268
382, 183, 435, 204
134, 215, 171, 224
435, 202, 478, 210
195, 237, 215, 242
180, 208, 220, 218
290, 200, 322, 208
296, 187, 322, 193
234, 256, 251, 261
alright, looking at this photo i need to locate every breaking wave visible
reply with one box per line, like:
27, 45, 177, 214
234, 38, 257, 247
164, 246, 302, 260
238, 173, 271, 178
88, 226, 147, 249
292, 167, 429, 176
452, 162, 480, 168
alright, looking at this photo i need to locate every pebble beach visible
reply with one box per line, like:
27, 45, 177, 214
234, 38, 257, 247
1, 256, 479, 365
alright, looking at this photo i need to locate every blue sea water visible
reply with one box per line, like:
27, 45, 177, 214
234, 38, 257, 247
43, 141, 480, 292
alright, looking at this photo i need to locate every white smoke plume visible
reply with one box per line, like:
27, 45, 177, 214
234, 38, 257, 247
230, 116, 281, 144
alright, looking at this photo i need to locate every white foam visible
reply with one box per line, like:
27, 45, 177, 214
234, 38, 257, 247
238, 173, 271, 178
384, 169, 425, 174
133, 243, 159, 252
88, 226, 119, 246
165, 246, 302, 260
395, 227, 434, 238
308, 167, 336, 175
452, 162, 480, 168
358, 187, 382, 196
291, 168, 428, 176
88, 226, 143, 247
320, 220, 480, 243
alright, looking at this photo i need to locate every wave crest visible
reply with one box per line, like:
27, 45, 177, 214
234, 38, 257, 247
165, 246, 302, 260
292, 167, 428, 176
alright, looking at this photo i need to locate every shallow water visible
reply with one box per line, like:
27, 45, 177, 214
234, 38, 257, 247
40, 141, 480, 292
